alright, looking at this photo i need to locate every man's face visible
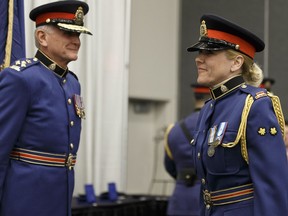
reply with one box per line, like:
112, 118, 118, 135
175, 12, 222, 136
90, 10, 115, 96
38, 25, 81, 68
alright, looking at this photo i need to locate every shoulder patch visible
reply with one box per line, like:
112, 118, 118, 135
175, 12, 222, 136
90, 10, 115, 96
240, 84, 267, 100
255, 91, 267, 99
9, 58, 39, 72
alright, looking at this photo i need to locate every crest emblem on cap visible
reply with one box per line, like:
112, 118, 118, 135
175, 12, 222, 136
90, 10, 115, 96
200, 20, 207, 37
74, 7, 84, 25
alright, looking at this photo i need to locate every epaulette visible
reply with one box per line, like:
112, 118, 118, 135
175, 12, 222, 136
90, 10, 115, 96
236, 84, 285, 164
9, 58, 39, 72
69, 71, 79, 80
239, 84, 268, 100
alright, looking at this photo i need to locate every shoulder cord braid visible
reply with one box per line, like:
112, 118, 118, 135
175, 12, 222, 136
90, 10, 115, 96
239, 95, 254, 164
221, 95, 254, 164
222, 93, 285, 164
267, 92, 285, 138
164, 124, 175, 160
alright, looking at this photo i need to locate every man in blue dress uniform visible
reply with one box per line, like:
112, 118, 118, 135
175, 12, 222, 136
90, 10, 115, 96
0, 1, 92, 215
164, 84, 210, 216
187, 14, 288, 216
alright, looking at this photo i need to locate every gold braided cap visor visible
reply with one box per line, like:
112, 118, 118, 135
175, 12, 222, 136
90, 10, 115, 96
57, 23, 92, 35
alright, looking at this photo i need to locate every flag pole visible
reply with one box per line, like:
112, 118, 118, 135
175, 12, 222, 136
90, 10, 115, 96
1, 0, 14, 71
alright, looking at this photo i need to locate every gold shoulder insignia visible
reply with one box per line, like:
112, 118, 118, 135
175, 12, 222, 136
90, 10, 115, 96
9, 65, 20, 71
270, 127, 277, 135
258, 127, 266, 136
9, 58, 38, 72
15, 60, 21, 65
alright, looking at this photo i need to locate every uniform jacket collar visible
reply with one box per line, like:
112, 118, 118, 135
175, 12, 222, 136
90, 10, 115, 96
35, 50, 68, 77
210, 75, 245, 100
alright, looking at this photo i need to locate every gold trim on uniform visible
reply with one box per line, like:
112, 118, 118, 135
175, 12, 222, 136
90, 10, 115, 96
268, 92, 285, 138
57, 23, 92, 34
164, 123, 175, 160
240, 95, 254, 164
220, 95, 254, 164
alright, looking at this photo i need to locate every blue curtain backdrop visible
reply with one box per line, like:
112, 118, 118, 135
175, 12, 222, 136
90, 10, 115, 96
0, 0, 25, 71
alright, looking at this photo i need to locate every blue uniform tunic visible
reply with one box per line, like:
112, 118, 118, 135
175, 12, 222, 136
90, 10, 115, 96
194, 76, 288, 216
165, 112, 201, 216
0, 51, 82, 216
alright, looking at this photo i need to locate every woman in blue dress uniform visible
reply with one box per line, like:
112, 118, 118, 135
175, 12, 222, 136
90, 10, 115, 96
0, 1, 91, 216
164, 85, 210, 216
187, 14, 288, 216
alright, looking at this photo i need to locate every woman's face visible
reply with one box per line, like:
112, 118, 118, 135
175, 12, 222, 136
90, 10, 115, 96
195, 50, 236, 87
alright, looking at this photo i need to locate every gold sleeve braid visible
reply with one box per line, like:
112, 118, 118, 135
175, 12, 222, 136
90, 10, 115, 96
267, 92, 285, 138
164, 123, 175, 160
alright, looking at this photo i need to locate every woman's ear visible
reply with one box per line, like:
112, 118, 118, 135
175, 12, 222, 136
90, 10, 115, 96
231, 55, 244, 72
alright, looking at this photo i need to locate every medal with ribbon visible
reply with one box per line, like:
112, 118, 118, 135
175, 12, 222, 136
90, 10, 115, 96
73, 94, 86, 119
207, 122, 228, 157
208, 125, 217, 157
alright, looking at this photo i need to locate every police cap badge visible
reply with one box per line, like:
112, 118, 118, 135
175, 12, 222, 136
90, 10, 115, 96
187, 14, 264, 59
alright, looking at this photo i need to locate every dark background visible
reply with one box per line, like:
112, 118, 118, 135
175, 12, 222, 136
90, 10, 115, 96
179, 0, 288, 120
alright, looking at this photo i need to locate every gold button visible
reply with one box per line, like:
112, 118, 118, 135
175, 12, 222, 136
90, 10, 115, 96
190, 139, 195, 145
201, 178, 206, 184
197, 152, 201, 159
62, 79, 67, 84
70, 121, 74, 127
70, 143, 74, 149
210, 104, 213, 108
206, 204, 211, 209
220, 84, 228, 93
185, 175, 191, 179
68, 98, 72, 104
49, 63, 56, 71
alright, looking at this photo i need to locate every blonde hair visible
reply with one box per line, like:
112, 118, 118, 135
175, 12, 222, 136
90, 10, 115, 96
226, 49, 263, 87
